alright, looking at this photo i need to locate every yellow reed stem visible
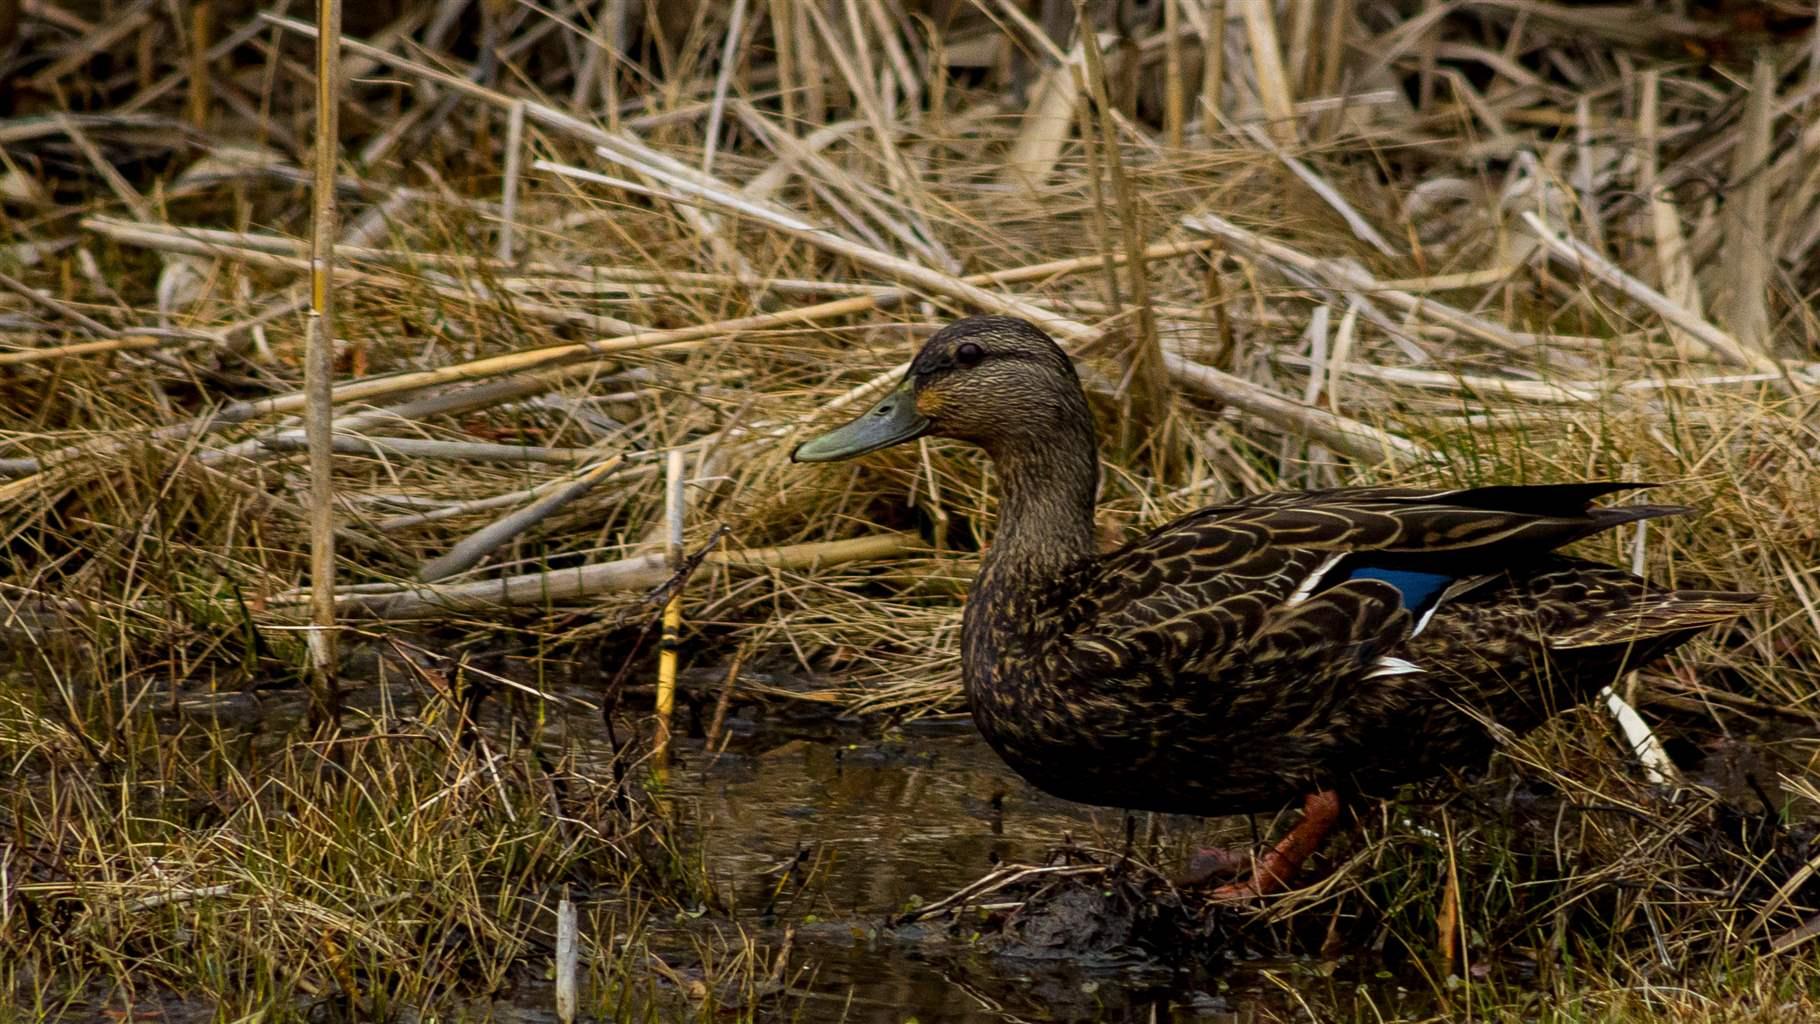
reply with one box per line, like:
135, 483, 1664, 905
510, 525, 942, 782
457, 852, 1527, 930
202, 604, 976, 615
652, 448, 686, 777
305, 0, 342, 728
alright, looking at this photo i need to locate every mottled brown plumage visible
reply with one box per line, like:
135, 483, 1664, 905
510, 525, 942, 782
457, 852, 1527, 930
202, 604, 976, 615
793, 315, 1762, 894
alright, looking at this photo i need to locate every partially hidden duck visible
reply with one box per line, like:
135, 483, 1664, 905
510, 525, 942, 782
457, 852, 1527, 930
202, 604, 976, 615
792, 315, 1761, 897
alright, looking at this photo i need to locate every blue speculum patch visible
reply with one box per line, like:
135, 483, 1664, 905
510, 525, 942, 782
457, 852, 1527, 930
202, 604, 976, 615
1346, 567, 1455, 613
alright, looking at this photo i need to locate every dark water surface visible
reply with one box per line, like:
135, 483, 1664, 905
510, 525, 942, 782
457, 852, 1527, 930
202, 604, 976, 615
638, 716, 1385, 1023
615, 697, 1818, 1022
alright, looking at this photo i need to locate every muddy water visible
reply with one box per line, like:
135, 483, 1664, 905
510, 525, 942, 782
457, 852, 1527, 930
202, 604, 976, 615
682, 717, 1125, 912
652, 717, 1369, 1023
643, 700, 1820, 1023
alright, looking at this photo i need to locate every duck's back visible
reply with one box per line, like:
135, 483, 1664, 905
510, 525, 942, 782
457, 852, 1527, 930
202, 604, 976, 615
961, 483, 1760, 817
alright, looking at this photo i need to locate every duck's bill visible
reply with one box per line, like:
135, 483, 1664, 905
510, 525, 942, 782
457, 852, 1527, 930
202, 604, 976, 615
791, 382, 929, 462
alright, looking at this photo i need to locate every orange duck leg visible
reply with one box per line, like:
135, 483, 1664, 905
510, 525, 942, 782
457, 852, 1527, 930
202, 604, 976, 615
1187, 790, 1343, 898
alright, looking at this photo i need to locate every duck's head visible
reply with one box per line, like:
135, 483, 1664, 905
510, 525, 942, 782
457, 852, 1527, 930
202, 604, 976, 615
792, 316, 1088, 463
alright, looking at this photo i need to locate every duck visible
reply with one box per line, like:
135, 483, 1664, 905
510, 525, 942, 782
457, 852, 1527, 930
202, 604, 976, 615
791, 315, 1762, 897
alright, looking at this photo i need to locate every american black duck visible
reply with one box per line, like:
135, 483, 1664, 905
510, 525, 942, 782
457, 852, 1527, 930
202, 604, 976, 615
792, 315, 1762, 897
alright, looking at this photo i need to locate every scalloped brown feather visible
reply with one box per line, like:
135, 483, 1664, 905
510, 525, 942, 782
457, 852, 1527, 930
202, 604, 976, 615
963, 485, 1762, 818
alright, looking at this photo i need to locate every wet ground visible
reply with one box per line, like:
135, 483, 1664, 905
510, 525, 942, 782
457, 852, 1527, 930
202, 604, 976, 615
102, 668, 1361, 1022
96, 675, 1371, 1022
39, 654, 1820, 1023
684, 716, 1125, 915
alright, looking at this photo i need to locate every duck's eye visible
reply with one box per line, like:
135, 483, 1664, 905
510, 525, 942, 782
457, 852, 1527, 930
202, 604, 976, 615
954, 341, 984, 368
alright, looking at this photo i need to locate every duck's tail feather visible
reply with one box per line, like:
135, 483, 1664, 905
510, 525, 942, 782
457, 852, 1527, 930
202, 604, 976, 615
1440, 482, 1694, 544
1583, 502, 1694, 532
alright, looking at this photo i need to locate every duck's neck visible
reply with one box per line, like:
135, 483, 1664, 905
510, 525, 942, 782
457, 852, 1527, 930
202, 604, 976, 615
978, 417, 1100, 587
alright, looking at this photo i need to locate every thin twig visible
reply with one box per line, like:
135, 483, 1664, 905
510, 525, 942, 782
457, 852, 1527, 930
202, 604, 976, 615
304, 0, 344, 725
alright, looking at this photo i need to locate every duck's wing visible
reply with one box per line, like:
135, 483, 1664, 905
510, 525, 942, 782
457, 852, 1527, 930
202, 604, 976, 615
1054, 482, 1686, 678
1026, 483, 1754, 806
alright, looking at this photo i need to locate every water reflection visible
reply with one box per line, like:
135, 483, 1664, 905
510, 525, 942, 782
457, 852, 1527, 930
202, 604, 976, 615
684, 721, 1112, 912
660, 719, 1282, 1022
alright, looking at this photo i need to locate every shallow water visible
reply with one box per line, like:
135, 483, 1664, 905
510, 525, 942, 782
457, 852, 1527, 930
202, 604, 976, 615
646, 717, 1372, 1023
683, 717, 1124, 912
610, 696, 1820, 1023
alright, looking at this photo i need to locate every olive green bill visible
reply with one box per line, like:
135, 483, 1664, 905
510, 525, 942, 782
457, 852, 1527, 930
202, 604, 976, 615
791, 379, 929, 463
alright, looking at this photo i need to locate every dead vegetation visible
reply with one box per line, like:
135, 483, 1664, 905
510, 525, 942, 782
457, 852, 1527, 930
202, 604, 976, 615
3, 0, 1820, 1019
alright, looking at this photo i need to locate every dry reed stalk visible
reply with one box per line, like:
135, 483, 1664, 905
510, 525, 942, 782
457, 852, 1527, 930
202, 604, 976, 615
1413, 0, 1439, 110
186, 0, 210, 129
1164, 350, 1431, 465
1183, 211, 1528, 354
1077, 86, 1123, 314
309, 531, 923, 618
1316, 0, 1349, 111
1163, 0, 1184, 148
80, 218, 645, 335
26, 2, 155, 91
860, 0, 918, 115
1271, 354, 1600, 404
733, 103, 947, 265
52, 113, 156, 221
1519, 211, 1785, 376
1722, 59, 1775, 357
303, 0, 343, 725
0, 267, 117, 336
540, 157, 1064, 328
258, 17, 934, 296
554, 888, 578, 1024
792, 0, 824, 125
653, 448, 685, 773
1435, 810, 1459, 980
416, 456, 626, 581
1231, 119, 1396, 257
1325, 299, 1357, 413
1075, 0, 1170, 466
374, 470, 631, 530
0, 334, 174, 365
1373, 266, 1520, 292
699, 0, 748, 174
704, 644, 748, 758
1002, 48, 1081, 187
1285, 0, 1315, 96
768, 0, 798, 127
260, 434, 603, 464
1241, 0, 1295, 145
497, 100, 525, 261
1637, 69, 1706, 360
1199, 0, 1226, 135
1572, 95, 1603, 252
808, 0, 944, 262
